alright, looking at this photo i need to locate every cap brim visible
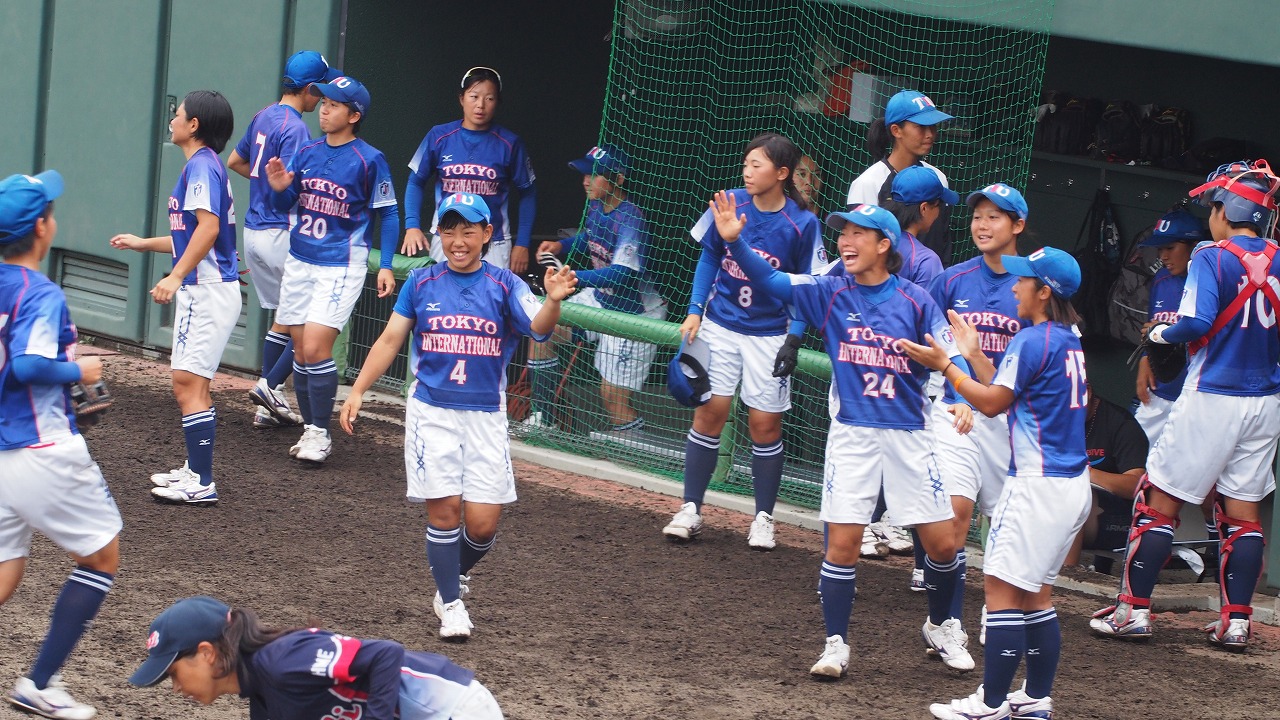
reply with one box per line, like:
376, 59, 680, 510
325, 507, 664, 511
33, 170, 63, 202
309, 83, 339, 99
904, 109, 953, 126
827, 211, 881, 234
825, 211, 854, 231
965, 189, 1024, 218
939, 187, 960, 205
1000, 254, 1037, 279
128, 651, 179, 687
322, 67, 343, 83
567, 158, 594, 175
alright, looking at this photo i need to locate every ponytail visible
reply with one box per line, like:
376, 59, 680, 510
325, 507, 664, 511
206, 608, 303, 679
866, 118, 891, 162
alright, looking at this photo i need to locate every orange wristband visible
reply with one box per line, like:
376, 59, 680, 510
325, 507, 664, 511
949, 369, 966, 392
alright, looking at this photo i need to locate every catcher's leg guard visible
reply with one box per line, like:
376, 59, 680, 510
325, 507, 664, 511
1211, 501, 1265, 635
1095, 476, 1179, 624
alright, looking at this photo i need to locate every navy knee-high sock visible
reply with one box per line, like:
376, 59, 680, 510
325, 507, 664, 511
924, 553, 960, 625
1023, 607, 1061, 699
307, 359, 338, 431
293, 361, 313, 425
28, 568, 114, 689
1124, 517, 1174, 604
1224, 528, 1265, 619
870, 489, 888, 524
459, 529, 495, 575
529, 357, 560, 415
911, 529, 925, 570
682, 430, 720, 511
426, 525, 462, 604
949, 549, 967, 620
982, 608, 1025, 708
818, 560, 856, 640
261, 331, 291, 382
182, 408, 216, 486
751, 440, 784, 515
1203, 520, 1221, 568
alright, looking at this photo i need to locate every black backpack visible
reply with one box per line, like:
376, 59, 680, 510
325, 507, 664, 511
1034, 94, 1101, 156
1140, 107, 1192, 166
1092, 101, 1142, 162
1072, 188, 1123, 338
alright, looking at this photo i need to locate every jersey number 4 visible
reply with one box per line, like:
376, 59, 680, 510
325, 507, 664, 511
450, 359, 467, 385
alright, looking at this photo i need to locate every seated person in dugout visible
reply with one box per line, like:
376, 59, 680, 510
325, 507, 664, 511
1065, 382, 1147, 573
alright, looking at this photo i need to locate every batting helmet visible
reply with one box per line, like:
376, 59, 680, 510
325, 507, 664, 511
1189, 159, 1280, 230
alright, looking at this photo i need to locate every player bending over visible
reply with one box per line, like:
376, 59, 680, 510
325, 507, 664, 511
722, 199, 975, 678
340, 192, 576, 641
526, 144, 666, 437
1092, 160, 1280, 650
228, 50, 340, 430
1, 171, 123, 720
111, 90, 240, 505
130, 596, 503, 718
905, 246, 1089, 720
265, 75, 399, 465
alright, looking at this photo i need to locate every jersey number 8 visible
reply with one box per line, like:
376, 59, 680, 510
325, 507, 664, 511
737, 285, 753, 308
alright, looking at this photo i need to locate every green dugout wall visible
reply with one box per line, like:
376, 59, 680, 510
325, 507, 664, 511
5, 0, 341, 367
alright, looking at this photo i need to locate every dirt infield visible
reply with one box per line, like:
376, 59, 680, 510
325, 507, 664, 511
2, 356, 1279, 719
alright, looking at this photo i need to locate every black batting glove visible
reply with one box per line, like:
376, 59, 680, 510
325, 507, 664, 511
772, 334, 803, 378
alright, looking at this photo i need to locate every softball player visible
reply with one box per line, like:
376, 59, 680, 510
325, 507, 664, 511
664, 133, 825, 551
264, 75, 399, 464
1133, 209, 1203, 440
227, 50, 339, 430
904, 246, 1089, 720
722, 200, 974, 677
130, 596, 503, 718
110, 90, 240, 505
527, 144, 666, 435
795, 154, 822, 211
847, 90, 953, 217
402, 67, 536, 274
1092, 160, 1280, 651
339, 192, 575, 640
1, 171, 121, 720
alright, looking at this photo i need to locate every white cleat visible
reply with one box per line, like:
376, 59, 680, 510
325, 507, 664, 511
293, 424, 332, 463
747, 511, 776, 550
662, 502, 703, 540
809, 635, 849, 679
8, 675, 97, 720
150, 462, 196, 488
929, 687, 1011, 720
923, 618, 976, 672
437, 599, 473, 641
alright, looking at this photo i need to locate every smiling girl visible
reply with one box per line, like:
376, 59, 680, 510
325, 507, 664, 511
340, 193, 575, 641
720, 198, 974, 679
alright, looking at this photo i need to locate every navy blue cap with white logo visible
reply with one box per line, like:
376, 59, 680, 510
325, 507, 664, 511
283, 51, 341, 89
128, 596, 231, 687
668, 336, 712, 407
310, 76, 370, 116
1139, 209, 1206, 247
891, 166, 959, 206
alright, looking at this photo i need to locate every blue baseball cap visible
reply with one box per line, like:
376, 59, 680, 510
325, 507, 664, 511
568, 144, 630, 176
1002, 247, 1081, 299
0, 170, 63, 244
668, 336, 712, 408
310, 76, 370, 116
128, 596, 230, 687
437, 192, 492, 224
966, 182, 1029, 221
1139, 209, 1206, 247
891, 166, 959, 206
826, 204, 902, 249
283, 51, 341, 89
884, 90, 953, 127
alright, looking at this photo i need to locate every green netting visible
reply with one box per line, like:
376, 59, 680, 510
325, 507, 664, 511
344, 0, 1056, 510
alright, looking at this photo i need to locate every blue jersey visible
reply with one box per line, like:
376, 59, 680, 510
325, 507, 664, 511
692, 189, 825, 336
285, 138, 397, 267
394, 262, 548, 412
898, 231, 944, 288
789, 273, 957, 429
1147, 267, 1187, 401
233, 104, 312, 230
238, 629, 475, 720
993, 321, 1088, 477
0, 266, 79, 450
929, 256, 1024, 403
407, 121, 535, 242
565, 199, 661, 314
169, 146, 238, 284
1180, 235, 1280, 395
